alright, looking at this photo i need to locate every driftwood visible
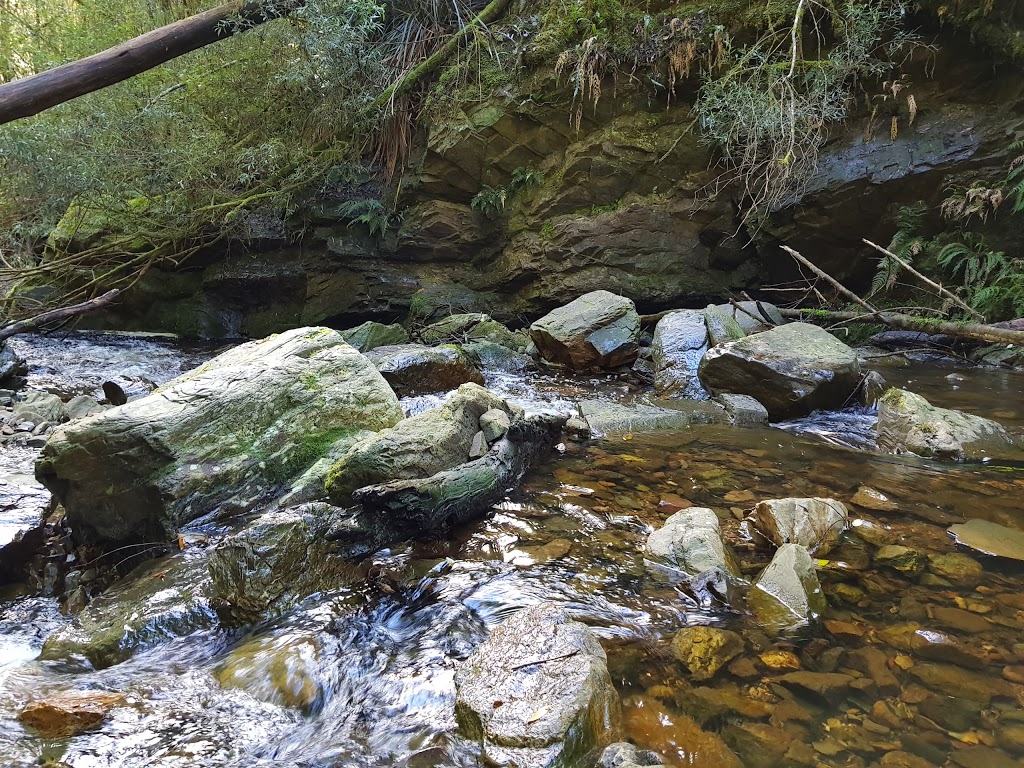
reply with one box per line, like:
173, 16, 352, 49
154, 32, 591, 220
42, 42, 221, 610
0, 2, 300, 126
780, 308, 1024, 347
0, 289, 121, 343
353, 413, 567, 532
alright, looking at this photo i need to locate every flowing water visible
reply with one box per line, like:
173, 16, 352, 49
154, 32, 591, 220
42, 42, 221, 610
1, 335, 1024, 767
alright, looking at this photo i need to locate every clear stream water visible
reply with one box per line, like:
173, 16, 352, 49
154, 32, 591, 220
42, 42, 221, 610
1, 333, 1023, 767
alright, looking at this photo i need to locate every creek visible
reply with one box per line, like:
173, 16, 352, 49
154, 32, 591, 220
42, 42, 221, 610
1, 332, 1023, 767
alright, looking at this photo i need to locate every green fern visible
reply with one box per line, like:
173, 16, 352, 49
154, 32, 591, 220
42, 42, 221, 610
935, 234, 1024, 320
335, 198, 396, 237
870, 203, 926, 298
1005, 139, 1024, 215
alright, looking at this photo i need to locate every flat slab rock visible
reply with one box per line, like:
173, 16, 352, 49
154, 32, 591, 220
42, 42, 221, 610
948, 519, 1024, 562
455, 602, 620, 768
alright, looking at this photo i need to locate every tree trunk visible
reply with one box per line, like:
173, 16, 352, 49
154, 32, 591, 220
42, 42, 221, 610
0, 1, 300, 126
780, 308, 1024, 347
0, 290, 122, 343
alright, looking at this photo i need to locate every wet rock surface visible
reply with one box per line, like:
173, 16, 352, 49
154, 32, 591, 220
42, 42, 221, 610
947, 519, 1024, 561
651, 309, 709, 399
530, 290, 640, 370
753, 497, 849, 556
646, 507, 740, 577
455, 602, 620, 767
747, 544, 827, 632
364, 342, 485, 396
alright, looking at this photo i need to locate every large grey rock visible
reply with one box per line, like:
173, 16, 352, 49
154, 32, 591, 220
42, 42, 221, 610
711, 301, 784, 335
14, 391, 63, 424
876, 388, 1022, 461
646, 507, 740, 577
36, 328, 403, 547
325, 383, 519, 503
530, 290, 640, 370
651, 310, 709, 399
339, 321, 409, 352
364, 343, 484, 396
704, 304, 745, 347
0, 342, 26, 384
461, 340, 535, 373
747, 544, 827, 633
753, 498, 849, 556
40, 554, 215, 668
62, 395, 105, 422
698, 322, 861, 419
455, 603, 620, 768
208, 503, 359, 623
580, 399, 727, 436
715, 394, 769, 427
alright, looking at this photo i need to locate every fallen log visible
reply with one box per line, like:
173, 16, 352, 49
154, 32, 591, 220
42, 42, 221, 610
353, 413, 567, 533
0, 290, 121, 343
780, 308, 1024, 347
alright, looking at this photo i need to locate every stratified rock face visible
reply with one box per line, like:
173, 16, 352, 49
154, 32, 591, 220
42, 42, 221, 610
339, 321, 409, 352
652, 310, 709, 399
646, 507, 740, 577
455, 603, 621, 768
876, 388, 1021, 461
36, 328, 403, 547
363, 343, 485, 396
753, 498, 849, 556
747, 544, 827, 633
325, 383, 519, 503
530, 290, 640, 370
698, 323, 861, 419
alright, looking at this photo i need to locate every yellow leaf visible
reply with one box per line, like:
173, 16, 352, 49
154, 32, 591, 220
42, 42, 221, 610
620, 455, 645, 463
527, 706, 549, 725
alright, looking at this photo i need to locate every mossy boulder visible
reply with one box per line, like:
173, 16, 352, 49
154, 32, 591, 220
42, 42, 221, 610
876, 388, 1022, 461
417, 313, 525, 350
339, 321, 409, 352
36, 327, 403, 548
364, 343, 485, 396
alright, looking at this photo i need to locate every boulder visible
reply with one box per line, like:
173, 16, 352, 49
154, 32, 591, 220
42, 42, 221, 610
40, 554, 215, 668
339, 321, 409, 352
672, 626, 744, 680
62, 395, 105, 422
530, 290, 640, 370
599, 743, 668, 768
711, 301, 784, 335
36, 328, 403, 547
747, 544, 826, 632
461, 340, 535, 373
698, 323, 861, 419
418, 313, 524, 350
580, 399, 727, 436
858, 370, 888, 407
14, 391, 63, 424
704, 304, 746, 347
0, 342, 26, 384
278, 429, 376, 507
325, 383, 519, 503
651, 310, 709, 399
646, 507, 740, 577
208, 503, 360, 623
364, 343, 485, 396
752, 498, 849, 556
876, 388, 1021, 461
455, 603, 620, 768
715, 394, 769, 427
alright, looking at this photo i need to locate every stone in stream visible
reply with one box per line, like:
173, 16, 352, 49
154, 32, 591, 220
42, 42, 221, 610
747, 544, 827, 632
454, 603, 621, 768
712, 301, 785, 335
325, 383, 520, 504
37, 328, 403, 548
599, 743, 668, 768
13, 391, 63, 425
0, 341, 26, 384
461, 340, 535, 373
927, 552, 983, 585
279, 429, 377, 507
529, 290, 640, 370
363, 343, 485, 396
858, 370, 888, 407
876, 388, 1022, 461
339, 320, 409, 351
418, 312, 525, 350
217, 630, 324, 711
645, 507, 741, 578
715, 393, 769, 427
479, 408, 511, 442
18, 691, 125, 737
671, 626, 744, 680
947, 519, 1024, 562
704, 304, 746, 347
62, 394, 106, 421
651, 309, 709, 399
579, 399, 727, 437
208, 502, 360, 623
698, 322, 861, 419
40, 554, 215, 668
752, 498, 849, 556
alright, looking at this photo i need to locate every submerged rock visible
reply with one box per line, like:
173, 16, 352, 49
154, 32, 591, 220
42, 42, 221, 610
651, 309, 709, 399
339, 320, 409, 351
752, 498, 849, 556
37, 327, 403, 548
325, 383, 519, 503
698, 323, 861, 419
599, 743, 668, 768
41, 554, 215, 668
672, 626, 744, 680
580, 399, 727, 436
646, 507, 740, 577
217, 630, 324, 710
364, 343, 484, 396
455, 603, 620, 768
530, 290, 640, 370
747, 544, 826, 633
876, 388, 1021, 461
948, 519, 1024, 562
19, 691, 124, 737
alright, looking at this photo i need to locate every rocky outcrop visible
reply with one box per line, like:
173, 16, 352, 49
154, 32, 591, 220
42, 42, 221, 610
646, 507, 740, 577
364, 343, 484, 396
747, 544, 827, 633
36, 328, 403, 548
455, 603, 620, 768
530, 290, 640, 370
876, 388, 1022, 461
699, 323, 861, 419
753, 498, 849, 556
325, 383, 520, 503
